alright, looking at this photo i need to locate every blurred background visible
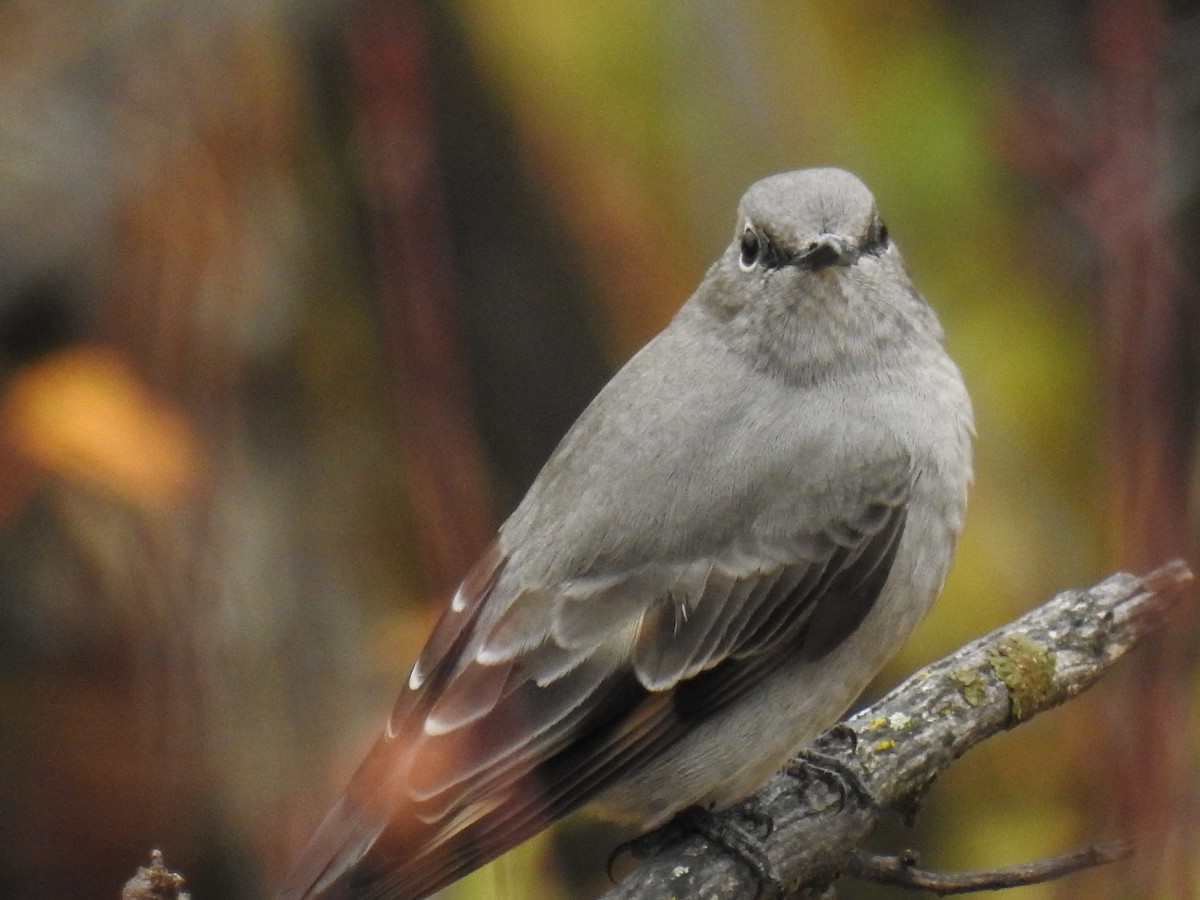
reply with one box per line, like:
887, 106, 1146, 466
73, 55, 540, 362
0, 0, 1195, 897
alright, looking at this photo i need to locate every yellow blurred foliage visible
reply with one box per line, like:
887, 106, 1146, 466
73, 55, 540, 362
1, 346, 204, 510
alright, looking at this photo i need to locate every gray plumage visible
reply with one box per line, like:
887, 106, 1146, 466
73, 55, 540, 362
279, 168, 974, 900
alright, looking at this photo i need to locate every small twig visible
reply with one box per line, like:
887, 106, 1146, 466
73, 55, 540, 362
121, 850, 191, 900
850, 841, 1134, 895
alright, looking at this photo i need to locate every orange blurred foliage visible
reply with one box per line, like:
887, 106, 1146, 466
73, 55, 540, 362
1, 345, 204, 511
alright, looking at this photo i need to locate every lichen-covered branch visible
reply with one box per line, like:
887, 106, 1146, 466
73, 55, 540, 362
601, 560, 1193, 900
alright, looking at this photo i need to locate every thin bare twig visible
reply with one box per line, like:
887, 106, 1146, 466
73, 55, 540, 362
849, 841, 1133, 895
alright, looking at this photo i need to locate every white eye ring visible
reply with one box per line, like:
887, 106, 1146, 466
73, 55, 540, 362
739, 226, 762, 272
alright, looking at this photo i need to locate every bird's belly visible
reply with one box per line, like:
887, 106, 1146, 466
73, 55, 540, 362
589, 512, 953, 829
589, 654, 863, 828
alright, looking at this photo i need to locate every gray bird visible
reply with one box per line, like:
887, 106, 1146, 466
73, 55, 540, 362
279, 167, 974, 900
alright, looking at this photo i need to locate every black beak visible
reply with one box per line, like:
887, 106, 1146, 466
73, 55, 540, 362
795, 234, 857, 270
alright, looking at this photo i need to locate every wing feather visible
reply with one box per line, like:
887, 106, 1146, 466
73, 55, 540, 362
283, 459, 914, 900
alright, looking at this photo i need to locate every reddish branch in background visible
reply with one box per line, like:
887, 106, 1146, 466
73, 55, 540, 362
344, 0, 497, 597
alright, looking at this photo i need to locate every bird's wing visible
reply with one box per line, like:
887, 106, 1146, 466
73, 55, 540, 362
280, 460, 911, 900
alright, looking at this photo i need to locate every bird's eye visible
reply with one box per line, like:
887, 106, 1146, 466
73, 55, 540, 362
866, 219, 889, 252
739, 226, 763, 271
